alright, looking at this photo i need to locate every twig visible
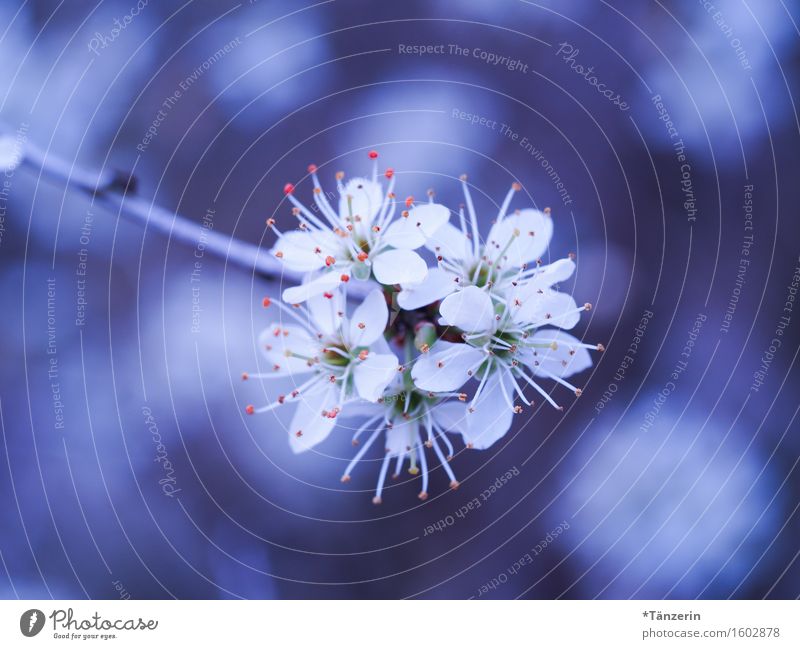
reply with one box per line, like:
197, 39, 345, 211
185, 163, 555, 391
13, 137, 387, 299
21, 140, 295, 281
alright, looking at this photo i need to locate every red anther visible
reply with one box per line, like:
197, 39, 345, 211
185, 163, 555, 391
368, 150, 379, 159
275, 251, 284, 259
277, 395, 286, 404
358, 349, 369, 360
325, 255, 336, 266
385, 168, 394, 179
241, 372, 249, 381
266, 218, 276, 227
340, 274, 350, 282
262, 296, 271, 308
357, 252, 368, 262
307, 164, 317, 173
245, 405, 255, 415
405, 196, 414, 208
283, 183, 295, 195
323, 292, 334, 299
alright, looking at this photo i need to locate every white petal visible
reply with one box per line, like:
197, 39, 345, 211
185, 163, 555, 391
348, 289, 388, 347
411, 341, 484, 392
430, 400, 466, 434
439, 285, 495, 333
353, 353, 399, 401
337, 400, 385, 420
397, 267, 457, 310
529, 257, 576, 290
339, 177, 384, 224
512, 289, 580, 329
288, 385, 339, 453
0, 135, 22, 173
382, 203, 450, 249
257, 324, 316, 376
282, 272, 341, 304
306, 290, 344, 337
424, 221, 472, 261
462, 372, 515, 450
487, 209, 553, 267
525, 330, 592, 379
385, 419, 419, 456
271, 230, 331, 273
371, 249, 428, 285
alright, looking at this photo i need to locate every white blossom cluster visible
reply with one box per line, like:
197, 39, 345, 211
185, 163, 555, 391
244, 152, 602, 503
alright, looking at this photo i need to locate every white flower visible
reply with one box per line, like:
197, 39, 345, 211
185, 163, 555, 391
411, 282, 602, 449
269, 152, 450, 303
339, 386, 465, 504
244, 288, 399, 453
397, 175, 575, 310
246, 165, 604, 501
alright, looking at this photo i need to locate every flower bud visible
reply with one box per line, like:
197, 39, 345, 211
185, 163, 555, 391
414, 322, 437, 352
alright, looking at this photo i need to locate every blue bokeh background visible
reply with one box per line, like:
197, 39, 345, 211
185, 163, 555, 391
1, 0, 799, 599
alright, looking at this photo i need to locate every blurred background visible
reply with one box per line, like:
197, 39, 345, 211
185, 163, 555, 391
0, 0, 799, 599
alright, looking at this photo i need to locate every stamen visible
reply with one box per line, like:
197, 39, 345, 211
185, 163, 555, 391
496, 183, 518, 224
529, 339, 604, 352
428, 431, 458, 488
496, 372, 517, 410
287, 193, 330, 232
513, 368, 562, 410
417, 440, 429, 500
491, 228, 520, 266
537, 368, 582, 396
350, 414, 383, 446
374, 174, 397, 231
469, 358, 494, 411
429, 414, 454, 459
506, 371, 532, 406
392, 452, 404, 480
524, 303, 592, 329
460, 175, 481, 257
342, 424, 383, 480
373, 453, 392, 504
